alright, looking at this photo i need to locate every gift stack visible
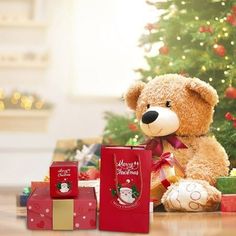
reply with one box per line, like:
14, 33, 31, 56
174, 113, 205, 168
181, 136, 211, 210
27, 161, 97, 230
216, 168, 236, 212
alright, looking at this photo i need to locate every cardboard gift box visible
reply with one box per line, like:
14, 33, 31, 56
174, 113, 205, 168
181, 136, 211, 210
221, 194, 236, 212
31, 181, 49, 192
99, 146, 152, 233
150, 152, 185, 205
216, 177, 236, 194
27, 186, 97, 230
50, 161, 78, 198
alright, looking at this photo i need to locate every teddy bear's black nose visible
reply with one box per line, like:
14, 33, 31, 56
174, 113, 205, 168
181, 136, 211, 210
142, 111, 159, 124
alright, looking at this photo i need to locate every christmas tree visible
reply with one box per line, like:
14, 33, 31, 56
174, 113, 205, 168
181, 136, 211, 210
103, 0, 236, 162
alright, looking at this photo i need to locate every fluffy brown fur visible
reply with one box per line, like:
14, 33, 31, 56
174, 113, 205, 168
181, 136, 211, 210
124, 74, 230, 211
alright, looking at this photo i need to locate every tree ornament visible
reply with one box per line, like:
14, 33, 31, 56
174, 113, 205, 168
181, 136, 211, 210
226, 15, 236, 26
213, 44, 226, 57
128, 123, 138, 131
199, 25, 213, 33
232, 5, 236, 14
159, 45, 169, 55
225, 112, 236, 128
225, 86, 236, 99
226, 5, 236, 26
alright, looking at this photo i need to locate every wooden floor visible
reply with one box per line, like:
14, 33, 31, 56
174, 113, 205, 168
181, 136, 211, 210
1, 187, 236, 236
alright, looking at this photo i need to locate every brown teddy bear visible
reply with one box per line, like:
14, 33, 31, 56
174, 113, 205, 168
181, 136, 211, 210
124, 74, 230, 211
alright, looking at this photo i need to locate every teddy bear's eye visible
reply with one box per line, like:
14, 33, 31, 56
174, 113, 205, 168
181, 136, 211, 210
166, 101, 171, 108
146, 104, 150, 109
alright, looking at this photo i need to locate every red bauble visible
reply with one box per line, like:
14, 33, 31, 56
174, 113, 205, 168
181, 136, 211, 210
159, 45, 169, 55
225, 112, 233, 121
214, 44, 226, 57
128, 123, 138, 131
199, 25, 213, 33
226, 14, 236, 26
232, 5, 236, 14
78, 172, 89, 180
225, 86, 236, 99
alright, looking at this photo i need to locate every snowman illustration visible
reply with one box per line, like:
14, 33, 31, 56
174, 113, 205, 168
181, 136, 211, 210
118, 179, 136, 205
57, 182, 71, 193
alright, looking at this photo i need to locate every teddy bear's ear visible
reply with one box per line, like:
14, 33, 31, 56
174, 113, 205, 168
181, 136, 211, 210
186, 78, 219, 106
124, 81, 146, 110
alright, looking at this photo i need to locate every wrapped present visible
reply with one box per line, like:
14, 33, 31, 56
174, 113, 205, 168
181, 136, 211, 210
221, 194, 236, 212
27, 186, 97, 230
79, 179, 100, 208
99, 146, 152, 233
52, 138, 101, 162
31, 181, 49, 192
16, 187, 31, 207
216, 176, 236, 194
50, 161, 78, 198
150, 152, 185, 206
79, 166, 100, 180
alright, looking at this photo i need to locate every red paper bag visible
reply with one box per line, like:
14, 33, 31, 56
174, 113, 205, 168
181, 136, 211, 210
99, 146, 152, 233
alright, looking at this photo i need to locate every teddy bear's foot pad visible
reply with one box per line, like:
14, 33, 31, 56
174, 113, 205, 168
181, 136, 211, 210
161, 179, 221, 212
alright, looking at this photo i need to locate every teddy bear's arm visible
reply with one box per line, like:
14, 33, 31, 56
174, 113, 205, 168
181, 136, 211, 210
185, 137, 230, 185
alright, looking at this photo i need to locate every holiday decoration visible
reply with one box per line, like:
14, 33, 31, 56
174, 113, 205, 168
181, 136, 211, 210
78, 167, 100, 181
150, 152, 185, 206
230, 168, 236, 176
103, 112, 143, 145
124, 74, 228, 212
221, 194, 236, 212
162, 179, 221, 212
52, 138, 101, 164
18, 188, 31, 206
226, 5, 236, 26
216, 176, 236, 194
225, 86, 236, 99
213, 44, 226, 57
0, 89, 52, 111
99, 146, 151, 233
199, 25, 213, 33
225, 112, 236, 128
50, 161, 78, 198
27, 186, 97, 230
103, 0, 236, 162
159, 45, 169, 55
74, 143, 101, 169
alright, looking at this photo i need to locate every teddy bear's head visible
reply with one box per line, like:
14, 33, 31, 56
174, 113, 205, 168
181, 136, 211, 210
124, 74, 218, 137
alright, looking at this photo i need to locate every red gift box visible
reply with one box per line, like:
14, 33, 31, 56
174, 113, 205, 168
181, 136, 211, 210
221, 194, 236, 212
27, 186, 97, 230
50, 161, 78, 198
99, 146, 152, 233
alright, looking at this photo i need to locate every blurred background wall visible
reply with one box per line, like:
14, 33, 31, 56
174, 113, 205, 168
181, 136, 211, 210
0, 0, 155, 185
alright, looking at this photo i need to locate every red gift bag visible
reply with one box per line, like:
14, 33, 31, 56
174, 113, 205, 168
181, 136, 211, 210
99, 146, 152, 233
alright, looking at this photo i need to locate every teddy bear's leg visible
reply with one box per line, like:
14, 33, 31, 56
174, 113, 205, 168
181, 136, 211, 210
185, 137, 229, 185
161, 179, 221, 212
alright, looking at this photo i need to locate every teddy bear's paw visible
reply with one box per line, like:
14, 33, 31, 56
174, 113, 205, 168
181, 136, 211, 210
161, 179, 221, 212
